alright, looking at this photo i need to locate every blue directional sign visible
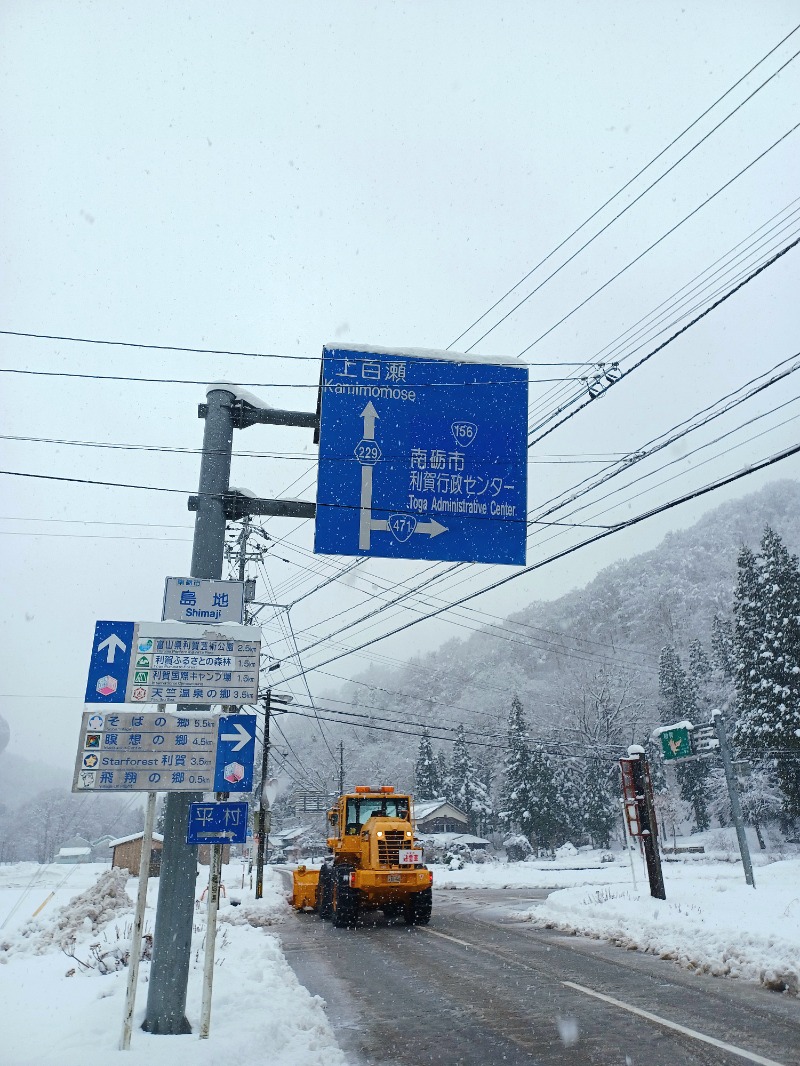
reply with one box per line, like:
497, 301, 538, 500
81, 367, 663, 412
314, 345, 528, 565
213, 714, 256, 792
187, 801, 249, 845
84, 621, 135, 704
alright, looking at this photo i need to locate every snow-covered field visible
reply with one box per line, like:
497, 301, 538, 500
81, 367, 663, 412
0, 861, 346, 1066
437, 845, 800, 996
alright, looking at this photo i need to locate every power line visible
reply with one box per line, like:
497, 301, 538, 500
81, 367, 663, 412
516, 120, 800, 360
525, 199, 800, 426
448, 22, 800, 350
0, 366, 571, 389
276, 440, 800, 685
0, 327, 578, 367
528, 232, 800, 446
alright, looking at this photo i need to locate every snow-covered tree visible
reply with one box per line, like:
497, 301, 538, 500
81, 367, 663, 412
435, 751, 448, 798
711, 614, 735, 680
526, 742, 564, 850
414, 728, 441, 799
733, 527, 800, 820
500, 696, 537, 841
579, 758, 616, 847
738, 760, 785, 849
448, 725, 492, 834
688, 639, 711, 685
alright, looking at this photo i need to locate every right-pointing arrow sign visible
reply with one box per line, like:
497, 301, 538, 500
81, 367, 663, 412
415, 519, 448, 538
373, 517, 448, 540
220, 722, 252, 751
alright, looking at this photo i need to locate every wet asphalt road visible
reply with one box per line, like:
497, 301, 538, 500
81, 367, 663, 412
276, 879, 800, 1066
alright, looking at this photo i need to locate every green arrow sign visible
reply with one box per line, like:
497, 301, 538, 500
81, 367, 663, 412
659, 726, 693, 760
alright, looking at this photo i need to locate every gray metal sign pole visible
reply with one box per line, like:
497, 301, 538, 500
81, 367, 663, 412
143, 387, 235, 1035
712, 710, 755, 888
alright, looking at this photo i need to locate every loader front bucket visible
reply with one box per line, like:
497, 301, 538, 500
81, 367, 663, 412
291, 865, 320, 910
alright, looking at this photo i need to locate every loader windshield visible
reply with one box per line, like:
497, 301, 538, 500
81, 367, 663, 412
344, 796, 409, 832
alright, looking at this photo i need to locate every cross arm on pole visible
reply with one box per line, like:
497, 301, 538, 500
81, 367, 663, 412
197, 401, 319, 431
188, 493, 316, 521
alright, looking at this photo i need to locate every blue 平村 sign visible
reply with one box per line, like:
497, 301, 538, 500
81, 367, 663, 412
84, 620, 136, 704
213, 714, 256, 792
314, 345, 528, 565
187, 801, 249, 844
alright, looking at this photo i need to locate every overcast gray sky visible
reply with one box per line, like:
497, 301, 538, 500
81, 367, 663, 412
1, 1, 799, 768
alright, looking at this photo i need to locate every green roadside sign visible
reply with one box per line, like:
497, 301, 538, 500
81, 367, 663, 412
659, 726, 693, 761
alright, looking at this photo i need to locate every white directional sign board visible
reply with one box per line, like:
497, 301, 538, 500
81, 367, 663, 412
84, 621, 260, 705
72, 710, 257, 792
162, 577, 245, 624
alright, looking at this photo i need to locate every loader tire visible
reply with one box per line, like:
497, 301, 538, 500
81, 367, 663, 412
332, 867, 358, 928
405, 887, 432, 926
317, 865, 333, 920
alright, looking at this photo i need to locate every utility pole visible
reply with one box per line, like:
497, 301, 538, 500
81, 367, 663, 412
338, 740, 345, 795
143, 387, 236, 1035
255, 688, 293, 898
143, 386, 316, 1035
713, 710, 755, 888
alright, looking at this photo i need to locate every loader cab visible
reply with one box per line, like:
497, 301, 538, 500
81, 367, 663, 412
344, 795, 409, 831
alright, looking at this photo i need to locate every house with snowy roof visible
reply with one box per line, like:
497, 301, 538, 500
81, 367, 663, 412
413, 799, 470, 835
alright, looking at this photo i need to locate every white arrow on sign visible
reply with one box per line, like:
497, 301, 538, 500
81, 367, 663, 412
370, 518, 448, 539
220, 722, 252, 751
97, 633, 127, 663
202, 830, 236, 839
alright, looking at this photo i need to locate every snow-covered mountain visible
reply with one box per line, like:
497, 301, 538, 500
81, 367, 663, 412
301, 479, 800, 790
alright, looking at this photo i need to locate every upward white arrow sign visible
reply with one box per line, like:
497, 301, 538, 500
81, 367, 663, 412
97, 633, 126, 664
220, 722, 252, 752
361, 401, 378, 439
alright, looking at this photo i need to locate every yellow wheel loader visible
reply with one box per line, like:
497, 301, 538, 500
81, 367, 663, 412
291, 786, 432, 927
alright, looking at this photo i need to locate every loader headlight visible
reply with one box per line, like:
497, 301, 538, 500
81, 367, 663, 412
377, 831, 383, 837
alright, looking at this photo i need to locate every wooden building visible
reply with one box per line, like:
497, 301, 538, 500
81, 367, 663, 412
109, 832, 230, 875
109, 832, 164, 876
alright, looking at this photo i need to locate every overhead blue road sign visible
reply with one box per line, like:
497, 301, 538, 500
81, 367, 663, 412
187, 801, 249, 845
314, 345, 528, 565
213, 714, 256, 792
84, 621, 135, 704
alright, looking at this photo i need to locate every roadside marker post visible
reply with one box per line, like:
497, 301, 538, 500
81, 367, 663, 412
199, 791, 228, 1040
120, 789, 157, 1051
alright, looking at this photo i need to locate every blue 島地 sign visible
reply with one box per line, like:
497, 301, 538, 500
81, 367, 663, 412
84, 620, 135, 704
213, 714, 256, 792
314, 345, 528, 565
187, 800, 249, 845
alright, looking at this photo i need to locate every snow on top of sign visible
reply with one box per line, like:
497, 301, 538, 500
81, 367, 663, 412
653, 720, 694, 735
323, 342, 524, 369
108, 832, 165, 848
205, 382, 273, 409
228, 485, 259, 498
